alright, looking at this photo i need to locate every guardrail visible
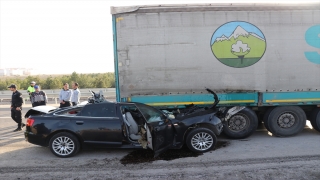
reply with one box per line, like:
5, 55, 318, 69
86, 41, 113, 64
0, 88, 116, 104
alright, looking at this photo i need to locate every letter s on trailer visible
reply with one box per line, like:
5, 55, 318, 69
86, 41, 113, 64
110, 3, 320, 138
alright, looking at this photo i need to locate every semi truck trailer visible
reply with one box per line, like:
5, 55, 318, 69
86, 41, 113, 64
110, 3, 320, 139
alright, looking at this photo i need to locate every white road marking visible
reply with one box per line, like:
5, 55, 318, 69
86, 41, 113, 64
0, 137, 25, 140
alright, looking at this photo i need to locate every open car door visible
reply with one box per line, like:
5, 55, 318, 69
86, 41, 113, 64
135, 103, 175, 157
145, 119, 175, 157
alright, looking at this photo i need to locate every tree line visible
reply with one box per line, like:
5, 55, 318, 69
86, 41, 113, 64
0, 72, 115, 90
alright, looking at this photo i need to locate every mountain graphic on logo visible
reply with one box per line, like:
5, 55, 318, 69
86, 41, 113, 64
211, 22, 266, 68
214, 26, 265, 43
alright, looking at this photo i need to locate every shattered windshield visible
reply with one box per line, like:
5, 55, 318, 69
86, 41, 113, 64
135, 103, 166, 123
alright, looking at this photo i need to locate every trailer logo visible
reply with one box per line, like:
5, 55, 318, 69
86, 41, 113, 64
305, 25, 320, 64
211, 21, 266, 68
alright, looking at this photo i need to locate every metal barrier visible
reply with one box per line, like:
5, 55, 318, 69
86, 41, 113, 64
0, 88, 116, 104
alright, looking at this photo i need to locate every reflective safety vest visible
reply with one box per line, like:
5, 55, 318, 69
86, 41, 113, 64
27, 86, 35, 96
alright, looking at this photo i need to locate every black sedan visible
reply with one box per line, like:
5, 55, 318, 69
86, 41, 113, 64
24, 93, 223, 158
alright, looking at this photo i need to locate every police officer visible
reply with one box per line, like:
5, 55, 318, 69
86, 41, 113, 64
31, 85, 47, 107
27, 81, 36, 107
8, 84, 25, 132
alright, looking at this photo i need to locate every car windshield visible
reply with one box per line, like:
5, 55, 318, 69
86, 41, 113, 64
135, 103, 166, 123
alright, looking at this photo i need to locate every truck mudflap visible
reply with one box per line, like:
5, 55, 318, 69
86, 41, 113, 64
221, 107, 259, 139
224, 106, 246, 121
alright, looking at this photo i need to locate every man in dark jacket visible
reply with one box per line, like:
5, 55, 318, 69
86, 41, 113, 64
30, 85, 47, 107
8, 84, 25, 132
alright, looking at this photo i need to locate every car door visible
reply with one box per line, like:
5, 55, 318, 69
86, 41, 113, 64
73, 103, 123, 146
135, 103, 175, 156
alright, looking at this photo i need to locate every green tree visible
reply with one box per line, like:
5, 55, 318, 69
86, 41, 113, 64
70, 71, 79, 83
0, 72, 115, 90
43, 77, 62, 89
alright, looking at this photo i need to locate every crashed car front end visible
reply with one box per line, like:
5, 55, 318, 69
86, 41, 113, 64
166, 109, 223, 149
176, 111, 223, 135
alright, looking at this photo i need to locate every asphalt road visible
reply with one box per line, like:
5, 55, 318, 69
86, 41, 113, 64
0, 105, 320, 180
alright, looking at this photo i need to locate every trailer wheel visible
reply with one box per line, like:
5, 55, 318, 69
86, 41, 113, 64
223, 108, 258, 139
262, 107, 275, 132
267, 106, 306, 137
310, 108, 320, 132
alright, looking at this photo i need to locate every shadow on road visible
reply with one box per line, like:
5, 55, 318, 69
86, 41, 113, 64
120, 141, 230, 165
0, 125, 25, 147
0, 138, 25, 147
0, 125, 16, 132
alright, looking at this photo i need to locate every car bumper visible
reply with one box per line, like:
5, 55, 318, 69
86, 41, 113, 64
215, 122, 223, 135
24, 131, 47, 146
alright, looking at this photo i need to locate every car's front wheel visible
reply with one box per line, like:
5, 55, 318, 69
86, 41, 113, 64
186, 128, 217, 153
49, 132, 80, 158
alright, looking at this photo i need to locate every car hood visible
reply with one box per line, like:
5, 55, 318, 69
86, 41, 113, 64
175, 109, 217, 121
24, 105, 57, 118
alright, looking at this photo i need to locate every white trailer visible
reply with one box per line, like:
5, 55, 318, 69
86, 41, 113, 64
111, 3, 320, 138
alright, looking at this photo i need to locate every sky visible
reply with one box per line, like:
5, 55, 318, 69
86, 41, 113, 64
1, 0, 319, 75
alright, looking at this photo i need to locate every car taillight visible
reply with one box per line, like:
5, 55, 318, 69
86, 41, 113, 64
26, 118, 35, 127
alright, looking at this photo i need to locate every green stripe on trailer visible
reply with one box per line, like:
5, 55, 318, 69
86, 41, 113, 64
125, 92, 258, 108
263, 92, 320, 105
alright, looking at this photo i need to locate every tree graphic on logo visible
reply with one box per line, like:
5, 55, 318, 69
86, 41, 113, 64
211, 22, 266, 68
231, 41, 250, 64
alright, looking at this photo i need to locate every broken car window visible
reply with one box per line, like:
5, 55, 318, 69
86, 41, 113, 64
54, 107, 83, 116
135, 103, 166, 123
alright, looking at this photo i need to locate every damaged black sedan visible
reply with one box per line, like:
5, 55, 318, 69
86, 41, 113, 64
24, 90, 224, 158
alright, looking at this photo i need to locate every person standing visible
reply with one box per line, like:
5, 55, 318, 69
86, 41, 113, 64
30, 85, 47, 107
27, 81, 36, 107
59, 83, 72, 108
8, 84, 25, 132
71, 82, 80, 106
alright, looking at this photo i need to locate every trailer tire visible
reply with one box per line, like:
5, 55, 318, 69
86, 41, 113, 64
263, 107, 275, 132
223, 108, 258, 139
267, 106, 306, 137
310, 108, 320, 132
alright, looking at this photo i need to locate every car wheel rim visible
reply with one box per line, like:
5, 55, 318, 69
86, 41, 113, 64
191, 132, 214, 151
52, 136, 75, 156
277, 113, 295, 128
228, 113, 249, 132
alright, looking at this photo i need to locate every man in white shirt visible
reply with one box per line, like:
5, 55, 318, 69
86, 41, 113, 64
71, 82, 81, 106
59, 83, 72, 108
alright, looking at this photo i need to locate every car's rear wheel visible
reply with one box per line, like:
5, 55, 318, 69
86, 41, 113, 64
49, 132, 80, 158
186, 128, 217, 153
